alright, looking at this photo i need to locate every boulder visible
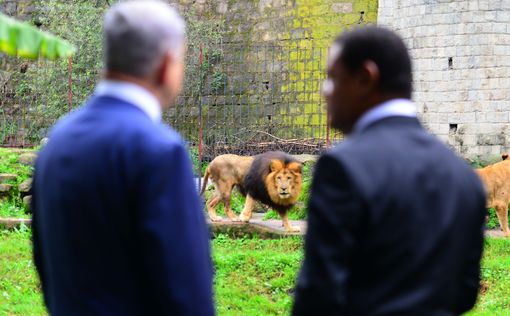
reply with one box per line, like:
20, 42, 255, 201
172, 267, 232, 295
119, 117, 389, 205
18, 178, 33, 195
291, 154, 318, 164
18, 152, 38, 166
23, 195, 32, 211
0, 183, 13, 198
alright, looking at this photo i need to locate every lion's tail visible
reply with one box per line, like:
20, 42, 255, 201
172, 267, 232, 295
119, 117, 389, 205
200, 167, 210, 196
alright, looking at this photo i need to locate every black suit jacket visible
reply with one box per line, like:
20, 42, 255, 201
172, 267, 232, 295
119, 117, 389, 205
293, 116, 486, 316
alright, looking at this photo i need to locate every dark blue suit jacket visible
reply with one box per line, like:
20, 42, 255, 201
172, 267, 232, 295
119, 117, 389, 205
32, 96, 214, 315
293, 116, 486, 316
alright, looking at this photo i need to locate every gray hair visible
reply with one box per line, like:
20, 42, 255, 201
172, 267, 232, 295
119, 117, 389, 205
103, 0, 186, 77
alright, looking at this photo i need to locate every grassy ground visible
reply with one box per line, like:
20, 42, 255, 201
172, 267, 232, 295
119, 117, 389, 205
0, 227, 46, 315
0, 228, 509, 315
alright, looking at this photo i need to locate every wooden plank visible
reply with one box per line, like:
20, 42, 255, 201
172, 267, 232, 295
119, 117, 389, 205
0, 218, 32, 229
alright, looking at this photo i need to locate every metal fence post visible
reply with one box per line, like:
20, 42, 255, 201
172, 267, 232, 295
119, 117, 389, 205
67, 56, 73, 112
198, 44, 204, 191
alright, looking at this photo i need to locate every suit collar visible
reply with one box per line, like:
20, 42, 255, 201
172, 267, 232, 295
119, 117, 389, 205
94, 80, 162, 123
353, 98, 416, 134
357, 116, 422, 134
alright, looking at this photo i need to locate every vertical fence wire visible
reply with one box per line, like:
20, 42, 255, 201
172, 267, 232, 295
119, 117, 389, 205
1, 43, 341, 153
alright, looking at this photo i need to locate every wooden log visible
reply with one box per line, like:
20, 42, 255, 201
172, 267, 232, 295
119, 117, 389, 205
0, 218, 32, 229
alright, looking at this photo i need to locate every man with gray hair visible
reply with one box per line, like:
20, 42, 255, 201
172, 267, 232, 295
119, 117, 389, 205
31, 1, 215, 315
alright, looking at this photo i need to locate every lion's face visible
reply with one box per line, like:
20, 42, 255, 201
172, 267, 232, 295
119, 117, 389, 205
265, 160, 302, 205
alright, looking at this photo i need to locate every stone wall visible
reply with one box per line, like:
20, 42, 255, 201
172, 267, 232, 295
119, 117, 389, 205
2, 0, 378, 151
378, 0, 510, 159
167, 0, 378, 147
170, 0, 377, 46
0, 0, 36, 21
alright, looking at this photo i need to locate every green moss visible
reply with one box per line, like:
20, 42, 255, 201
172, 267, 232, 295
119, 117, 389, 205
282, 0, 378, 138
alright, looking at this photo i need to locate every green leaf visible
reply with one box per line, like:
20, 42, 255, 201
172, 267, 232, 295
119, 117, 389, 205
16, 23, 42, 59
0, 14, 17, 56
0, 12, 75, 60
55, 39, 75, 59
40, 33, 58, 59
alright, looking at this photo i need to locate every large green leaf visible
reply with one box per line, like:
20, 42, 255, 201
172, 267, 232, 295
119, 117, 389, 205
0, 13, 75, 60
0, 14, 17, 55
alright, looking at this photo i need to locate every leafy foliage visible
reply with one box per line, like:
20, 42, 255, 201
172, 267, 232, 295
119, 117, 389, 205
0, 13, 75, 59
0, 148, 34, 217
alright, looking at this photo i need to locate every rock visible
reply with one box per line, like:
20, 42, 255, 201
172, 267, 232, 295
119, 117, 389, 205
18, 152, 38, 166
0, 173, 17, 183
18, 178, 33, 195
291, 154, 318, 164
0, 183, 13, 198
0, 183, 13, 192
23, 195, 32, 211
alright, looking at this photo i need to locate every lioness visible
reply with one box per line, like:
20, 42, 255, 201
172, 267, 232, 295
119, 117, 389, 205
201, 151, 303, 232
476, 153, 510, 237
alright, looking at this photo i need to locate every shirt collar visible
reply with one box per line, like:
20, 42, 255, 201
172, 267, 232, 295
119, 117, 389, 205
94, 80, 162, 123
353, 98, 416, 133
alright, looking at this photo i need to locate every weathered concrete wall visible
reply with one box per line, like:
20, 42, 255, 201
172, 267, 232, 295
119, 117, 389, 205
1, 0, 378, 148
170, 0, 377, 46
168, 0, 378, 141
379, 0, 510, 159
0, 0, 36, 21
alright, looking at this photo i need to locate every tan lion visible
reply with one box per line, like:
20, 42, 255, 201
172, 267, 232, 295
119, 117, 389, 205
201, 151, 303, 232
476, 153, 510, 237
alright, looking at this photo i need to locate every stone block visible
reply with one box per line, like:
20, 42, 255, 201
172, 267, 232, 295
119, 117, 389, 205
0, 174, 17, 183
0, 183, 13, 199
486, 111, 509, 123
331, 3, 352, 13
18, 178, 32, 195
216, 1, 228, 14
18, 152, 37, 166
23, 195, 32, 211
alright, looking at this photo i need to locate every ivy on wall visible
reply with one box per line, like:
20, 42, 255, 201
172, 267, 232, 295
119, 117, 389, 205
1, 0, 225, 144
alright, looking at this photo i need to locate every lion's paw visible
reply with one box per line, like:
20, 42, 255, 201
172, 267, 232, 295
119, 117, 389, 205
286, 225, 301, 233
209, 215, 224, 222
239, 214, 250, 222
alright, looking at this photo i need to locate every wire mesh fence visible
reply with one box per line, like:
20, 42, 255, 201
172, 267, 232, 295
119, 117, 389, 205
170, 43, 342, 161
0, 52, 99, 148
1, 42, 341, 157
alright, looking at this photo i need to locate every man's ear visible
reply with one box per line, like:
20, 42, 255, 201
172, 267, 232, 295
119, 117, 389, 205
156, 52, 174, 85
359, 60, 380, 90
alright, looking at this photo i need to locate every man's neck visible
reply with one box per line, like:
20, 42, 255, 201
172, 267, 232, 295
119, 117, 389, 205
103, 71, 164, 108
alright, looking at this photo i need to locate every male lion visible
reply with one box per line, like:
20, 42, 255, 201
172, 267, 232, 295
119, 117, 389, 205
201, 151, 303, 232
476, 153, 510, 237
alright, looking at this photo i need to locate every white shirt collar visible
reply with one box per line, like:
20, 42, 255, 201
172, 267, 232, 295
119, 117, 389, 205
94, 80, 162, 123
353, 98, 416, 133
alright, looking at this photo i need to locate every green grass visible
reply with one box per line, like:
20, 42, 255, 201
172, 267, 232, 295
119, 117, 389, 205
212, 234, 303, 315
0, 227, 46, 316
486, 208, 502, 230
0, 148, 34, 181
466, 238, 510, 315
0, 229, 509, 315
0, 203, 30, 219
